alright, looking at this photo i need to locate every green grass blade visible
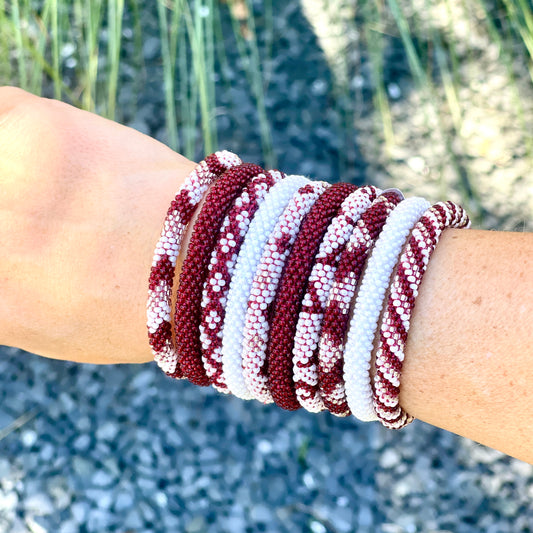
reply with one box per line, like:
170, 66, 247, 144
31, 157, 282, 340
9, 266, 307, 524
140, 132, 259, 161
107, 0, 125, 119
29, 1, 52, 95
50, 0, 61, 98
227, 0, 274, 166
11, 0, 27, 88
178, 19, 196, 158
157, 0, 178, 151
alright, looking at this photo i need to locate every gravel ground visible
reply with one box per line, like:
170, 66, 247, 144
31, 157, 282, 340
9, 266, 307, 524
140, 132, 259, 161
1, 1, 532, 532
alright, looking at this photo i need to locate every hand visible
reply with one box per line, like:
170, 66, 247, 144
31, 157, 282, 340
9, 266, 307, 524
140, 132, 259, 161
0, 87, 197, 364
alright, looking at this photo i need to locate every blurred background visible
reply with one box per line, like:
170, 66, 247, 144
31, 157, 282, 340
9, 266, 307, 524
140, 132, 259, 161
0, 0, 532, 532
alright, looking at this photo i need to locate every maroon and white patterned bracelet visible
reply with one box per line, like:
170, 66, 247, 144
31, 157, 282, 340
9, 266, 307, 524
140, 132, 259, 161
199, 169, 284, 393
267, 182, 357, 411
373, 201, 470, 429
147, 151, 242, 377
175, 163, 266, 386
317, 190, 403, 416
292, 186, 380, 413
241, 181, 329, 404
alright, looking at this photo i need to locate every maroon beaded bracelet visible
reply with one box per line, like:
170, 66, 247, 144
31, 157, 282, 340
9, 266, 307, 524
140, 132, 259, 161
318, 190, 403, 416
373, 200, 470, 428
174, 163, 266, 386
148, 152, 241, 378
199, 169, 284, 392
267, 182, 357, 411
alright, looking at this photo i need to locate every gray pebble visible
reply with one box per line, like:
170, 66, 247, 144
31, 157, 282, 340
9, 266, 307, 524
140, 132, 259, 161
186, 515, 207, 533
310, 521, 327, 533
59, 519, 80, 533
70, 501, 89, 523
86, 509, 114, 532
357, 505, 373, 528
124, 509, 144, 530
20, 429, 38, 448
73, 434, 91, 452
24, 493, 54, 516
91, 469, 114, 487
72, 456, 93, 477
86, 489, 113, 509
142, 37, 160, 61
0, 458, 12, 478
380, 448, 401, 469
0, 489, 18, 511
250, 503, 272, 523
114, 490, 134, 512
223, 514, 247, 533
96, 421, 119, 442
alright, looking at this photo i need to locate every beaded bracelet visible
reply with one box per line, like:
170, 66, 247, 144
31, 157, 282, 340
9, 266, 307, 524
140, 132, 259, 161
373, 201, 470, 429
292, 185, 380, 413
199, 170, 284, 393
267, 182, 356, 411
221, 175, 311, 400
242, 181, 330, 404
175, 163, 266, 386
344, 196, 431, 422
147, 151, 242, 377
149, 151, 470, 432
317, 190, 403, 416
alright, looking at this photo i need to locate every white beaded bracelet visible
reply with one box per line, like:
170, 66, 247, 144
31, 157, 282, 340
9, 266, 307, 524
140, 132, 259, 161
242, 180, 329, 404
221, 175, 311, 400
343, 196, 431, 422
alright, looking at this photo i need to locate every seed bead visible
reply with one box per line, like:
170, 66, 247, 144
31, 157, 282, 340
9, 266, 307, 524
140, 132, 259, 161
292, 186, 380, 413
175, 163, 266, 386
242, 181, 330, 404
344, 196, 431, 422
373, 201, 470, 429
267, 182, 357, 411
199, 170, 284, 393
148, 151, 242, 377
221, 175, 311, 400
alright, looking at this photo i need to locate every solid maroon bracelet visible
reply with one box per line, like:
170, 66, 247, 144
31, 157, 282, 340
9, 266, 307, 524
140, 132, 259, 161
373, 201, 470, 428
199, 169, 284, 392
267, 182, 357, 411
318, 190, 403, 416
148, 152, 242, 378
175, 163, 266, 386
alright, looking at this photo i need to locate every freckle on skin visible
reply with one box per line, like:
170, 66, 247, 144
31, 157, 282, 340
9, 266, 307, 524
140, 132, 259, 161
473, 296, 482, 305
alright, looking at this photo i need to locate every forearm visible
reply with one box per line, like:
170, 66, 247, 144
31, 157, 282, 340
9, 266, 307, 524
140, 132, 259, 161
401, 228, 533, 463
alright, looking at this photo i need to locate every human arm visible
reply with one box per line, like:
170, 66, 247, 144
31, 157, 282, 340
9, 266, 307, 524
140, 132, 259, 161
0, 88, 532, 463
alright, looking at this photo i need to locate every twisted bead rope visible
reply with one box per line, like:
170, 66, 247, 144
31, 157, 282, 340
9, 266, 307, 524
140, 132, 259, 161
242, 181, 329, 404
175, 163, 266, 386
199, 170, 284, 393
147, 151, 242, 377
317, 191, 403, 416
292, 186, 380, 413
222, 175, 311, 400
344, 196, 431, 422
267, 182, 356, 411
373, 201, 470, 429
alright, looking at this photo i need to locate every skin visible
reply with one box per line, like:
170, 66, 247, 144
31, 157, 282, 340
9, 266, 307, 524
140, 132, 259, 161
0, 88, 532, 463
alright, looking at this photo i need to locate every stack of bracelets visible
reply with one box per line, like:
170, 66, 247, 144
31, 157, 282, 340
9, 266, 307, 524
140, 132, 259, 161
147, 151, 470, 429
